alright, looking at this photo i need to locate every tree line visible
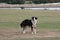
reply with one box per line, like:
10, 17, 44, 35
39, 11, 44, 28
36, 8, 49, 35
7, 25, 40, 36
0, 0, 25, 4
0, 0, 60, 4
33, 0, 60, 4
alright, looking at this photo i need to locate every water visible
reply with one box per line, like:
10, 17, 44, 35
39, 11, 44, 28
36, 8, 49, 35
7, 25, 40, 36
25, 8, 60, 10
0, 8, 60, 10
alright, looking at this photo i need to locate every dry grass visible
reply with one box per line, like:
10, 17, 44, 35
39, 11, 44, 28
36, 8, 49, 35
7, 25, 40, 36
0, 9, 60, 40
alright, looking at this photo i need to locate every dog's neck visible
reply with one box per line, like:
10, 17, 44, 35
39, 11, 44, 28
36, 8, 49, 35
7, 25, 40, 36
31, 18, 37, 25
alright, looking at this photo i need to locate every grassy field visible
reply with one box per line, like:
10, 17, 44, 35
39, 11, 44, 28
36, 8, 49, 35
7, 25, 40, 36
0, 9, 60, 40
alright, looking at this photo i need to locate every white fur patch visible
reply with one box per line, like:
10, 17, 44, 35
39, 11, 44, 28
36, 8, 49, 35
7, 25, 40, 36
31, 17, 37, 34
34, 28, 36, 34
31, 17, 37, 27
23, 30, 26, 34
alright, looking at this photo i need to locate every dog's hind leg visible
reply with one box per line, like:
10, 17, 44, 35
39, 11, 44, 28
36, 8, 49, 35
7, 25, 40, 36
23, 27, 26, 34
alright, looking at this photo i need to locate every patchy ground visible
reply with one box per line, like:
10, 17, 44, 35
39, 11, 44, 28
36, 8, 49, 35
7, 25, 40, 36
0, 28, 60, 40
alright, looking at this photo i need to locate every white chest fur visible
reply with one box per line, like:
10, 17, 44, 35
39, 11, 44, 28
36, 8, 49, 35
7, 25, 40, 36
31, 17, 37, 27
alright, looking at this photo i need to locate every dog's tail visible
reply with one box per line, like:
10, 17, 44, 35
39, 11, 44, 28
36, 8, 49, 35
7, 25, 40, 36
20, 23, 23, 28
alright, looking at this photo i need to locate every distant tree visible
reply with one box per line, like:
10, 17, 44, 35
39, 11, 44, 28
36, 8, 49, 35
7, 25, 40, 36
7, 0, 25, 4
0, 0, 60, 4
0, 0, 6, 3
32, 0, 39, 4
32, 0, 47, 4
0, 0, 25, 4
32, 0, 60, 4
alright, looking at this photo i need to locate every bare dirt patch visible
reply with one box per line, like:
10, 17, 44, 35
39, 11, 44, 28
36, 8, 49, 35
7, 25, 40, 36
0, 28, 60, 40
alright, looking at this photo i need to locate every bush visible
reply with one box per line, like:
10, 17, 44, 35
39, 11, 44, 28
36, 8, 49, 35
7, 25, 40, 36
0, 0, 25, 4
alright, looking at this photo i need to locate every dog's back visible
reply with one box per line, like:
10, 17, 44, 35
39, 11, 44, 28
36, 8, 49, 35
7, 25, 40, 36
20, 19, 32, 28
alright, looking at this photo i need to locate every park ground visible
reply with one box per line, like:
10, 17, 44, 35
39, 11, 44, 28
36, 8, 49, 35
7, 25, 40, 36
0, 9, 60, 40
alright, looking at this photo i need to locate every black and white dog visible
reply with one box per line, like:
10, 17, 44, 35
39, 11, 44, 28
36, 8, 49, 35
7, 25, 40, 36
20, 17, 37, 34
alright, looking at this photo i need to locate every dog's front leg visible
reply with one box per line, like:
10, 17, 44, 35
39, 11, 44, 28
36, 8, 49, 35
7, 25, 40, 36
33, 27, 36, 34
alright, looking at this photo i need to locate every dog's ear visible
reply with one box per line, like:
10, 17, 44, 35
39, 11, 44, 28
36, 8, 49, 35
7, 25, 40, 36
32, 17, 38, 20
32, 17, 34, 20
35, 17, 37, 20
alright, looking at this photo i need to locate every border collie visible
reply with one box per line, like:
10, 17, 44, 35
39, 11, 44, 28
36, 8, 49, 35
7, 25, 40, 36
20, 17, 37, 34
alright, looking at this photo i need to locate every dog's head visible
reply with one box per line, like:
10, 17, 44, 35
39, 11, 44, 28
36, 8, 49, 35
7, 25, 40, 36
32, 17, 37, 21
31, 17, 38, 25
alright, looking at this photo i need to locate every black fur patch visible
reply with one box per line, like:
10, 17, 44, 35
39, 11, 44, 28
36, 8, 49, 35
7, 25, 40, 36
20, 19, 32, 28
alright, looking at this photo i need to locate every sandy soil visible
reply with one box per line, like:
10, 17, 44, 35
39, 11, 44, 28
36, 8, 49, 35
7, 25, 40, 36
0, 28, 60, 40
